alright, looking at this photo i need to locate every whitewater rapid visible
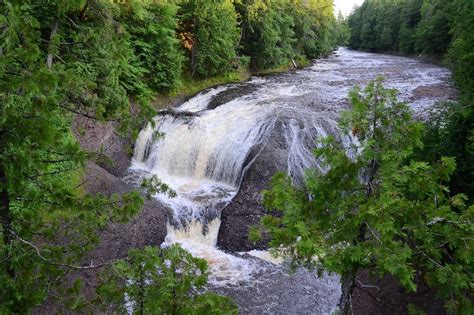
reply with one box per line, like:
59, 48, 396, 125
126, 48, 455, 313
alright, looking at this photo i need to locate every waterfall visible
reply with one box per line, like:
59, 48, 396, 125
126, 48, 453, 310
128, 77, 358, 287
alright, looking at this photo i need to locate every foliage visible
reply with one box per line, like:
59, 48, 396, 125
119, 0, 184, 92
178, 0, 240, 78
0, 1, 150, 312
397, 0, 423, 54
237, 0, 340, 69
334, 12, 351, 47
241, 0, 295, 69
418, 101, 474, 201
414, 0, 451, 55
262, 78, 474, 314
447, 0, 474, 102
193, 0, 240, 77
348, 0, 451, 55
98, 244, 238, 315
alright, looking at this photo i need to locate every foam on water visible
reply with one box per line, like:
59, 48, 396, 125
126, 47, 454, 312
163, 220, 258, 286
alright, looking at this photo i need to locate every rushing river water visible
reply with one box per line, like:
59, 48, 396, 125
126, 48, 455, 314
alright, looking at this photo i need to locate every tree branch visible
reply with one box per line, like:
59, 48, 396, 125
11, 230, 114, 270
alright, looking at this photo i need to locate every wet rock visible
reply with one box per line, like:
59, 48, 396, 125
412, 84, 458, 100
208, 84, 258, 110
217, 122, 288, 252
158, 108, 199, 118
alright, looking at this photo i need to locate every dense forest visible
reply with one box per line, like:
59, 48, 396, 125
1, 0, 473, 314
260, 0, 474, 314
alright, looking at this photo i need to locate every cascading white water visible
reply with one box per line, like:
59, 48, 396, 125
127, 48, 454, 312
129, 77, 340, 284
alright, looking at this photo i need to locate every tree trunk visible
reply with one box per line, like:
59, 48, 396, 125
339, 272, 355, 314
46, 20, 59, 69
0, 162, 14, 279
138, 264, 145, 315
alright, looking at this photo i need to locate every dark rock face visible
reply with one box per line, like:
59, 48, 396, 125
42, 164, 169, 312
73, 114, 170, 250
73, 115, 132, 177
157, 108, 199, 118
38, 121, 171, 312
85, 162, 169, 259
349, 269, 446, 315
208, 84, 258, 110
73, 115, 170, 252
217, 121, 287, 252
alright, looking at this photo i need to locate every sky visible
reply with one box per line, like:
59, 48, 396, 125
334, 0, 365, 17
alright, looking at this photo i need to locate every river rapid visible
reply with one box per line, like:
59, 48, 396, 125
126, 48, 455, 314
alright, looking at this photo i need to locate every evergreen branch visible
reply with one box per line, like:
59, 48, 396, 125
355, 278, 381, 291
11, 230, 115, 270
413, 243, 444, 269
58, 101, 130, 122
29, 167, 79, 179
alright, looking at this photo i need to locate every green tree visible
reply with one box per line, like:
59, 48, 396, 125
98, 244, 238, 315
0, 1, 150, 312
419, 0, 474, 202
398, 0, 423, 54
179, 0, 240, 77
448, 0, 474, 102
119, 0, 184, 92
295, 0, 337, 58
262, 78, 474, 314
375, 2, 401, 51
334, 12, 351, 47
240, 0, 295, 69
419, 101, 474, 202
415, 0, 452, 55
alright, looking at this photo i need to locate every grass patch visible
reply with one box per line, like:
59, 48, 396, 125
253, 57, 311, 75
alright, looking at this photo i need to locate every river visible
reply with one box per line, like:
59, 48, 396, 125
126, 48, 455, 314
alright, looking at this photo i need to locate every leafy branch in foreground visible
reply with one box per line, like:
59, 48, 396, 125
262, 77, 474, 314
97, 244, 237, 315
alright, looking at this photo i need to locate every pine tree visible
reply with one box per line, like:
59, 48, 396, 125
0, 1, 146, 311
98, 244, 238, 314
262, 78, 474, 314
178, 0, 240, 77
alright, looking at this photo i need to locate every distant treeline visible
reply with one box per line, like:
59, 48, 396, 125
348, 0, 473, 99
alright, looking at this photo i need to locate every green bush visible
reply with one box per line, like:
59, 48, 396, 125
98, 245, 238, 314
